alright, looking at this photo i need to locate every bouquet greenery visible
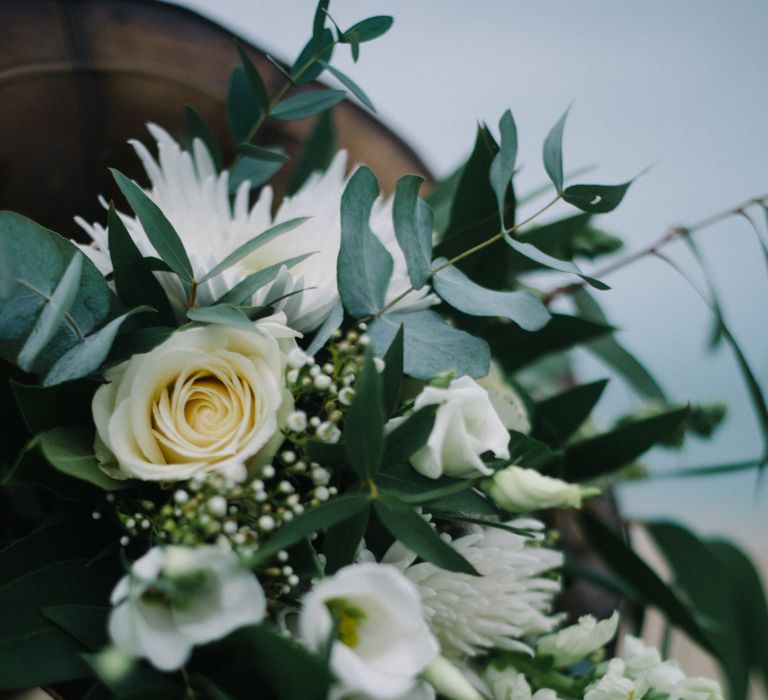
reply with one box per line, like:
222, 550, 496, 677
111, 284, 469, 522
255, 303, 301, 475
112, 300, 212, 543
1, 3, 766, 700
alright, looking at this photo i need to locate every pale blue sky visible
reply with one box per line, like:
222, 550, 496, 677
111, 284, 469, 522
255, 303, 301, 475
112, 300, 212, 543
170, 0, 767, 557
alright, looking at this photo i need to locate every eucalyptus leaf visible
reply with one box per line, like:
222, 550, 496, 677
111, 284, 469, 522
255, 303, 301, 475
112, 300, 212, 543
503, 232, 608, 289
229, 156, 285, 194
368, 309, 490, 380
337, 167, 394, 317
272, 90, 346, 120
199, 218, 309, 284
489, 109, 518, 225
344, 350, 385, 480
341, 16, 394, 43
306, 300, 343, 356
227, 66, 261, 143
433, 261, 550, 331
292, 28, 335, 85
235, 41, 269, 110
184, 105, 223, 171
17, 252, 83, 371
0, 212, 113, 374
112, 169, 194, 283
563, 182, 632, 214
320, 61, 375, 112
44, 306, 153, 386
237, 144, 288, 163
543, 108, 569, 192
217, 253, 315, 305
374, 496, 478, 575
187, 304, 258, 332
287, 110, 337, 195
392, 175, 433, 289
108, 204, 175, 326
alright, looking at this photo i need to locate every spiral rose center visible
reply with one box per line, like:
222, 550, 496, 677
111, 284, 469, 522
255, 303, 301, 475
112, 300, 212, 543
150, 368, 259, 465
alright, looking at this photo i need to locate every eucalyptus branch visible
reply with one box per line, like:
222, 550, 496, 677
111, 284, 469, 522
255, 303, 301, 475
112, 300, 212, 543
373, 194, 562, 319
230, 42, 337, 170
542, 192, 768, 305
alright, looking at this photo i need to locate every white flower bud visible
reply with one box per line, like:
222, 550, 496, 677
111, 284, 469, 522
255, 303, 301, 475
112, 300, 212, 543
484, 466, 591, 513
287, 410, 307, 432
207, 496, 228, 518
538, 612, 619, 668
314, 374, 332, 390
423, 655, 483, 700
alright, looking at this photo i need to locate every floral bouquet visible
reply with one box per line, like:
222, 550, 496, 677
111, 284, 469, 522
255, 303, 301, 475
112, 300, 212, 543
1, 3, 766, 700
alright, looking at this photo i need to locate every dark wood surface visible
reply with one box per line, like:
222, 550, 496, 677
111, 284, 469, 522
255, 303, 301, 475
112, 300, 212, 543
0, 0, 432, 240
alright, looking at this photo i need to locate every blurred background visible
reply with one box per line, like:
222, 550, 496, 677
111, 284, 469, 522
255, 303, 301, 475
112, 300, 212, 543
170, 0, 768, 558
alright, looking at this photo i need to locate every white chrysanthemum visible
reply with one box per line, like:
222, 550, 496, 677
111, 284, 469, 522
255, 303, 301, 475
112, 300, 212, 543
76, 124, 435, 332
383, 522, 563, 657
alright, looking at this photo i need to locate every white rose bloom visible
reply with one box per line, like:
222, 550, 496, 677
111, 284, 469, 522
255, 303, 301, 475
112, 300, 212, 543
584, 659, 637, 700
384, 523, 563, 657
484, 466, 588, 513
400, 376, 511, 479
76, 125, 435, 332
108, 545, 265, 671
93, 317, 297, 481
299, 563, 439, 700
536, 612, 619, 668
668, 677, 724, 700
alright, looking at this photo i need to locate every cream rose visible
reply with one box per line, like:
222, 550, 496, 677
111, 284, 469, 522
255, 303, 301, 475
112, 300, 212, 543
93, 315, 298, 482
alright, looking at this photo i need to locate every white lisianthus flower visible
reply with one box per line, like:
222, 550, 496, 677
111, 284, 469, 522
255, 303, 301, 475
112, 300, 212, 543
621, 635, 685, 692
298, 562, 439, 699
484, 664, 562, 700
76, 125, 435, 332
668, 677, 724, 700
93, 316, 297, 481
536, 612, 619, 668
383, 522, 563, 657
108, 545, 265, 671
484, 466, 594, 513
396, 376, 511, 479
584, 659, 638, 700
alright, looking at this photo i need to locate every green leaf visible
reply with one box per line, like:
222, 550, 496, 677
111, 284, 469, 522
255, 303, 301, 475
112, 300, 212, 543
426, 165, 462, 238
341, 16, 394, 43
344, 350, 385, 480
111, 169, 194, 283
650, 459, 761, 480
433, 261, 551, 331
43, 605, 109, 651
196, 624, 332, 700
287, 110, 337, 195
187, 304, 257, 332
320, 61, 375, 112
647, 522, 752, 699
237, 144, 288, 163
368, 309, 490, 380
573, 288, 667, 401
489, 109, 518, 225
437, 126, 507, 288
44, 307, 152, 386
383, 479, 473, 505
374, 497, 479, 575
0, 212, 113, 374
184, 105, 223, 171
216, 253, 314, 306
381, 324, 404, 415
108, 204, 175, 326
252, 493, 371, 564
392, 175, 433, 289
382, 405, 437, 468
533, 379, 609, 445
11, 378, 95, 433
227, 66, 261, 143
0, 557, 118, 689
543, 108, 568, 192
37, 427, 128, 490
324, 505, 371, 574
579, 512, 716, 655
563, 182, 632, 214
337, 167, 394, 317
229, 156, 285, 194
507, 429, 559, 470
235, 41, 269, 110
562, 405, 690, 482
272, 89, 346, 120
503, 232, 608, 289
292, 28, 335, 85
307, 300, 344, 356
199, 218, 308, 284
108, 326, 174, 365
486, 313, 613, 372
17, 253, 83, 371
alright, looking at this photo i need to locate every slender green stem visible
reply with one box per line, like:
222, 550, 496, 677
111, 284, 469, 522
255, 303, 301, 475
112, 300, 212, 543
372, 194, 562, 319
503, 655, 580, 697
